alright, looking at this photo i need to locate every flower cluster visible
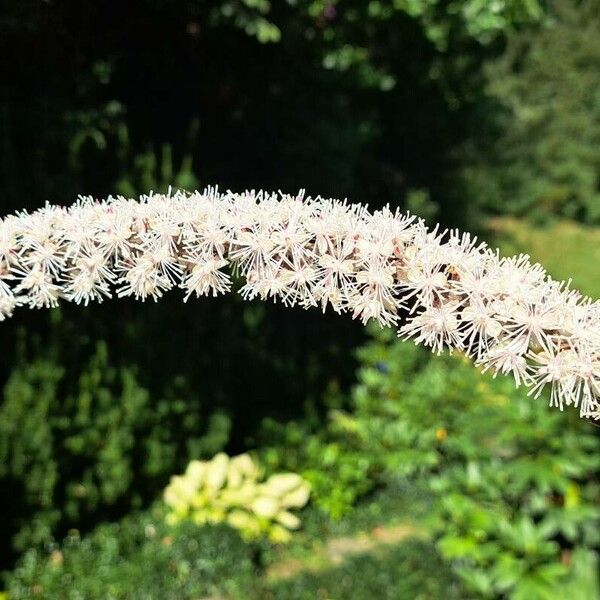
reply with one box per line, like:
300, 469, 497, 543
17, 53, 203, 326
164, 452, 311, 543
0, 188, 598, 420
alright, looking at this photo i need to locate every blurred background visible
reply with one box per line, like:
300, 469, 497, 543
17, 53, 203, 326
1, 1, 599, 598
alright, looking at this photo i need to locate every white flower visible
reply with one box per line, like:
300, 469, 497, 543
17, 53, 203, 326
491, 254, 547, 303
0, 188, 598, 420
566, 347, 600, 416
351, 259, 399, 326
527, 346, 579, 410
478, 342, 531, 388
116, 255, 171, 301
229, 228, 277, 277
63, 247, 114, 305
460, 300, 503, 360
275, 260, 318, 308
0, 218, 19, 271
0, 285, 19, 321
314, 239, 356, 312
181, 256, 230, 300
14, 264, 61, 309
502, 301, 563, 353
400, 303, 462, 355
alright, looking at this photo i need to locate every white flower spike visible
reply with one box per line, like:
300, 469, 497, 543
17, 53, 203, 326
0, 188, 598, 421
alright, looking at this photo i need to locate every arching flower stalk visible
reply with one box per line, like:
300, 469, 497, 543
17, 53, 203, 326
0, 188, 598, 421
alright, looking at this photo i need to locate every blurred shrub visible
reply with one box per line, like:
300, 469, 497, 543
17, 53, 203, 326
5, 510, 257, 600
260, 417, 374, 519
405, 188, 439, 224
260, 326, 600, 597
260, 328, 463, 517
164, 453, 310, 542
429, 377, 600, 598
265, 538, 463, 600
0, 340, 230, 557
460, 0, 600, 224
3, 313, 598, 599
4, 493, 454, 600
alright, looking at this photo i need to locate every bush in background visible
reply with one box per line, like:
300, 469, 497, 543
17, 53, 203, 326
0, 337, 230, 561
5, 325, 599, 598
5, 511, 257, 600
164, 453, 310, 543
460, 0, 600, 224
260, 326, 600, 598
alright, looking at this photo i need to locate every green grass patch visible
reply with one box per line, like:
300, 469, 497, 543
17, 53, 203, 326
265, 539, 462, 600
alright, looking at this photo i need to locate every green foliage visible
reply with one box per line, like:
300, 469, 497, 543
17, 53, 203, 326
260, 416, 375, 519
461, 0, 600, 223
0, 0, 547, 225
265, 539, 463, 600
164, 453, 310, 543
429, 377, 600, 598
0, 340, 230, 556
3, 302, 599, 598
260, 328, 480, 517
406, 188, 439, 223
260, 326, 600, 597
369, 0, 544, 48
5, 511, 257, 600
4, 491, 456, 600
